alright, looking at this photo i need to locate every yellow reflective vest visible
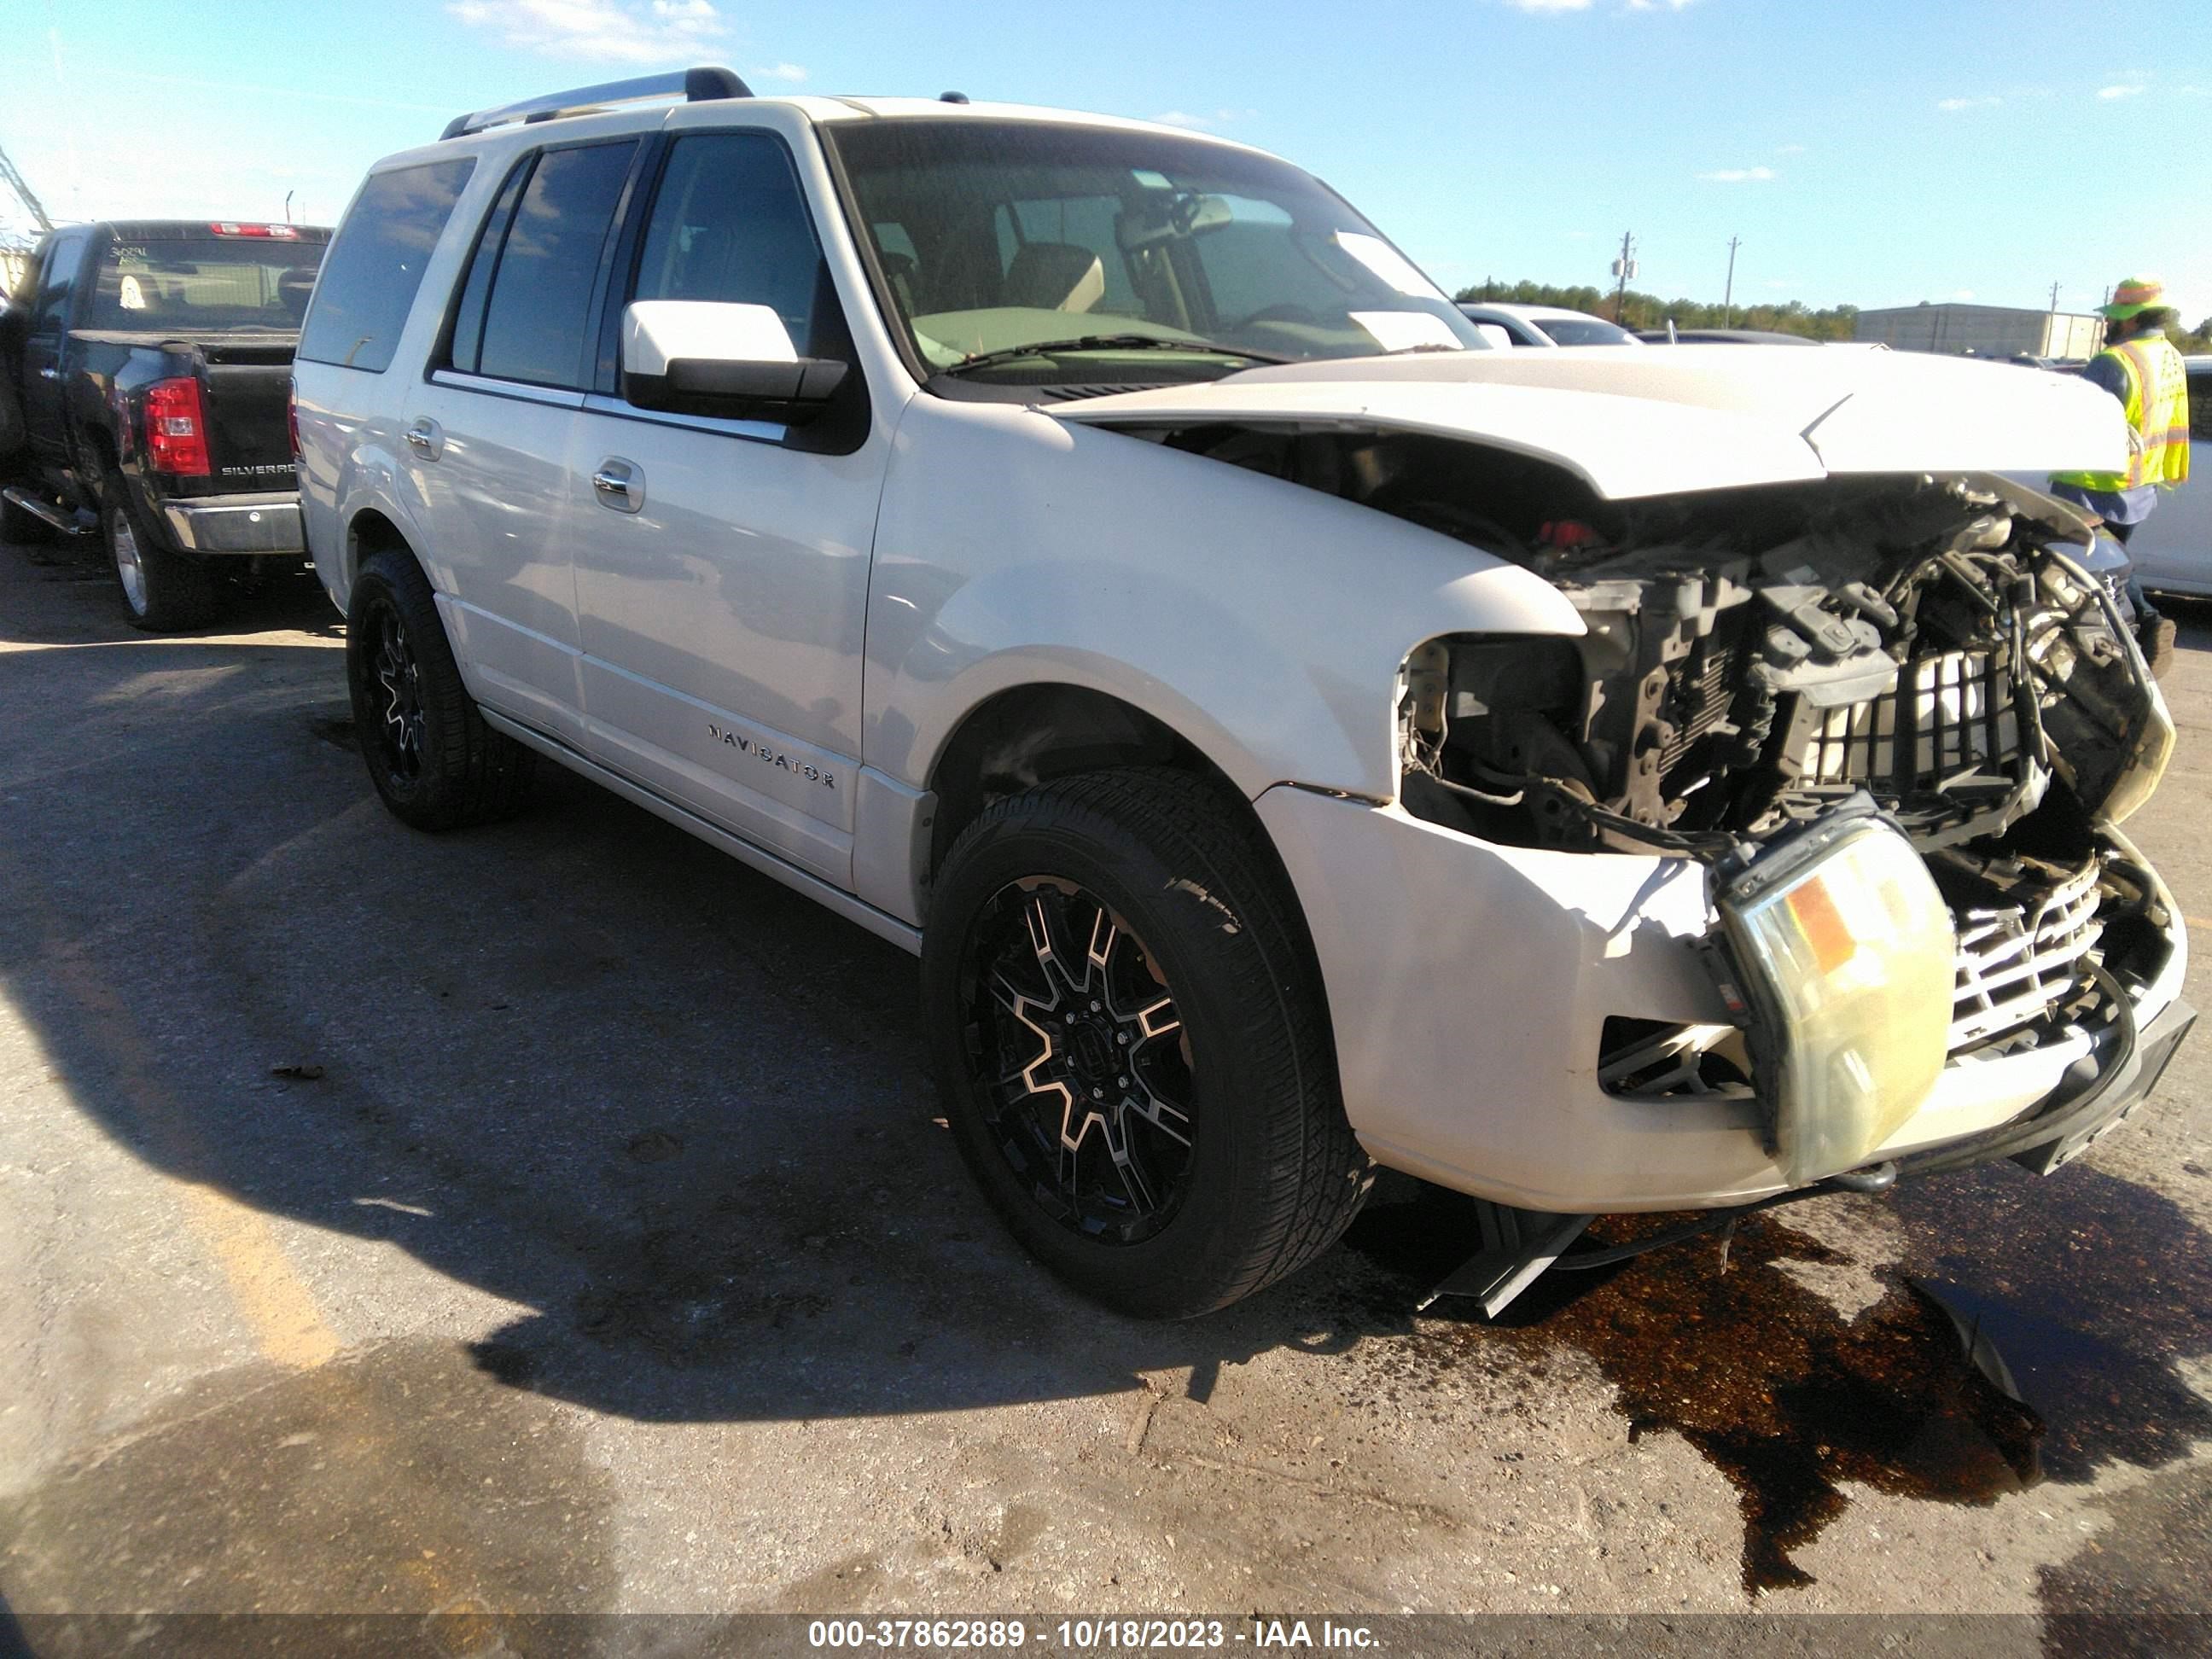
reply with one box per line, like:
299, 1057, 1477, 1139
2052, 334, 2192, 494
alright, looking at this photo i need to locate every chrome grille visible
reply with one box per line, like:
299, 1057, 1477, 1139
1798, 649, 2021, 791
1950, 857, 2104, 1051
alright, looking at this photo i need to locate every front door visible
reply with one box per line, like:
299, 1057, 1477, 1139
567, 130, 888, 890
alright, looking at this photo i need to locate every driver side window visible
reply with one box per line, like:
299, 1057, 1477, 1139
631, 132, 826, 354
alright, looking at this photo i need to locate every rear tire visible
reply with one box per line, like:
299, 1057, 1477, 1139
103, 474, 217, 632
346, 545, 535, 830
922, 767, 1371, 1318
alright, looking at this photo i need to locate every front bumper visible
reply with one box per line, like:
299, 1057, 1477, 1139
1255, 786, 2190, 1213
159, 492, 305, 556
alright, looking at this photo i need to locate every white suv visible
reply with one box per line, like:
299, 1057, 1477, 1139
295, 68, 2192, 1318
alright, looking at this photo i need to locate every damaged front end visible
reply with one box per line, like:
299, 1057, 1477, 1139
1388, 467, 2183, 1186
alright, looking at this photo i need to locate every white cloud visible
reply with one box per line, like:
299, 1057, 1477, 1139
1502, 0, 1594, 10
1953, 288, 1976, 301
2097, 84, 2145, 100
756, 61, 807, 83
1777, 143, 1806, 154
448, 0, 730, 64
1623, 0, 1698, 9
1697, 166, 1776, 183
1150, 110, 1214, 129
1937, 95, 2002, 111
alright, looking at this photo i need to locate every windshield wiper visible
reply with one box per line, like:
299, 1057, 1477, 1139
935, 333, 1292, 377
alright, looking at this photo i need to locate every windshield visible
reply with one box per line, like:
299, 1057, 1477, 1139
826, 119, 1484, 380
86, 236, 324, 334
1534, 316, 1639, 346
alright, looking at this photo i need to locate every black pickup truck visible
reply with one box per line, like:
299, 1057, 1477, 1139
0, 219, 329, 629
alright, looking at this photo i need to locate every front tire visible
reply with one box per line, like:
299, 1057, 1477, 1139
346, 546, 535, 830
923, 767, 1371, 1318
104, 476, 216, 631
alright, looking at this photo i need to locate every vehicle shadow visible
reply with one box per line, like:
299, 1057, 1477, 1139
5, 550, 2212, 1602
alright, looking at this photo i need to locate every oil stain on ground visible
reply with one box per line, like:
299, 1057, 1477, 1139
1339, 1160, 2212, 1594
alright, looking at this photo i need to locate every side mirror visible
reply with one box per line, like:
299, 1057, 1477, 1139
620, 300, 848, 423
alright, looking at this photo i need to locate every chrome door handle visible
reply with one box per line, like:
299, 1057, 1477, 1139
405, 419, 441, 459
591, 458, 642, 513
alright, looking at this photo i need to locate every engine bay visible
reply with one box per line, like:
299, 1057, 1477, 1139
1163, 422, 2180, 1074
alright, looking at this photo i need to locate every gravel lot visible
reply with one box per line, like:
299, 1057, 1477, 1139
1, 533, 2209, 1636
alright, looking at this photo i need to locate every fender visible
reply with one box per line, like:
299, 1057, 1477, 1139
864, 397, 1584, 805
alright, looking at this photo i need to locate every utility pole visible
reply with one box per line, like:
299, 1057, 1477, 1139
1723, 236, 1742, 327
284, 190, 294, 225
0, 139, 54, 235
2049, 280, 2060, 313
1610, 230, 1637, 325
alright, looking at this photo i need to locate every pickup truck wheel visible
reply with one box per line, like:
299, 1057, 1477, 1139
346, 547, 535, 830
923, 767, 1371, 1318
103, 479, 217, 632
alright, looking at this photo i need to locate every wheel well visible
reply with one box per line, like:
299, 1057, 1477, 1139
345, 509, 413, 594
926, 684, 1246, 877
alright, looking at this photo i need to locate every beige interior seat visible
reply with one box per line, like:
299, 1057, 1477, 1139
1002, 242, 1105, 313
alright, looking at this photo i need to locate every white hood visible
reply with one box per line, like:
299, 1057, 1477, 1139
1047, 346, 2129, 501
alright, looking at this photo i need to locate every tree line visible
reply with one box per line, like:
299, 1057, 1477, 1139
1452, 277, 2212, 353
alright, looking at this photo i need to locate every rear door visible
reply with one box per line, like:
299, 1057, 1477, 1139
564, 128, 885, 888
402, 137, 642, 748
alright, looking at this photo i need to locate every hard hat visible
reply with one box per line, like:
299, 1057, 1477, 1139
2101, 276, 2166, 320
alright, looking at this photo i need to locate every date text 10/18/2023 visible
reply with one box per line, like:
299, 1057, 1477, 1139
806, 1619, 1382, 1650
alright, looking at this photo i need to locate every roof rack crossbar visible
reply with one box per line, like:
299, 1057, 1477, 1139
439, 66, 751, 141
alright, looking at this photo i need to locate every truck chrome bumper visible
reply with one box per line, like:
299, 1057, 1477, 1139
160, 493, 305, 555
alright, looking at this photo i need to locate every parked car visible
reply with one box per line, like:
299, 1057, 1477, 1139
1638, 327, 1819, 346
0, 220, 329, 627
2122, 356, 2212, 598
296, 71, 2191, 1319
1457, 301, 1640, 347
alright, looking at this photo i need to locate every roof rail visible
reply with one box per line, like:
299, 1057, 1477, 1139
439, 66, 752, 141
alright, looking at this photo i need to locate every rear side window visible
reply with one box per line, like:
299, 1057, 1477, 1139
299, 159, 474, 372
630, 133, 824, 353
2191, 370, 2211, 442
473, 141, 637, 388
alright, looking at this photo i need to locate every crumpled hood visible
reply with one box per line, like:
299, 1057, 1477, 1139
1046, 345, 2129, 501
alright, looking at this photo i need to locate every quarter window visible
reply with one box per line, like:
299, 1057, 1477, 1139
630, 133, 824, 354
298, 159, 474, 373
2189, 370, 2210, 442
474, 141, 637, 389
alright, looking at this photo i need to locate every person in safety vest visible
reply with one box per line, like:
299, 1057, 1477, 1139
2048, 276, 2192, 678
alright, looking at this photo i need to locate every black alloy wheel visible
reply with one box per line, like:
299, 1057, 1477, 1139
959, 876, 1197, 1246
345, 546, 534, 830
923, 766, 1371, 1319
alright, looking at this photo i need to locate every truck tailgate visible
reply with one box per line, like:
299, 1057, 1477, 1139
196, 337, 299, 488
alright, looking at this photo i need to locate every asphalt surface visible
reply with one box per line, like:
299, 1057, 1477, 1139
2, 533, 2210, 1638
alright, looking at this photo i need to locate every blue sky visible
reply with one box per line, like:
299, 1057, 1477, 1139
4, 0, 2207, 323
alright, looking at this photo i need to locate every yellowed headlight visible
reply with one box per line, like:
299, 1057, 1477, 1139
1720, 817, 1954, 1185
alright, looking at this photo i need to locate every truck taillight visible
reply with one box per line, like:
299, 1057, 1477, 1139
144, 378, 212, 476
210, 221, 299, 239
288, 381, 301, 462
